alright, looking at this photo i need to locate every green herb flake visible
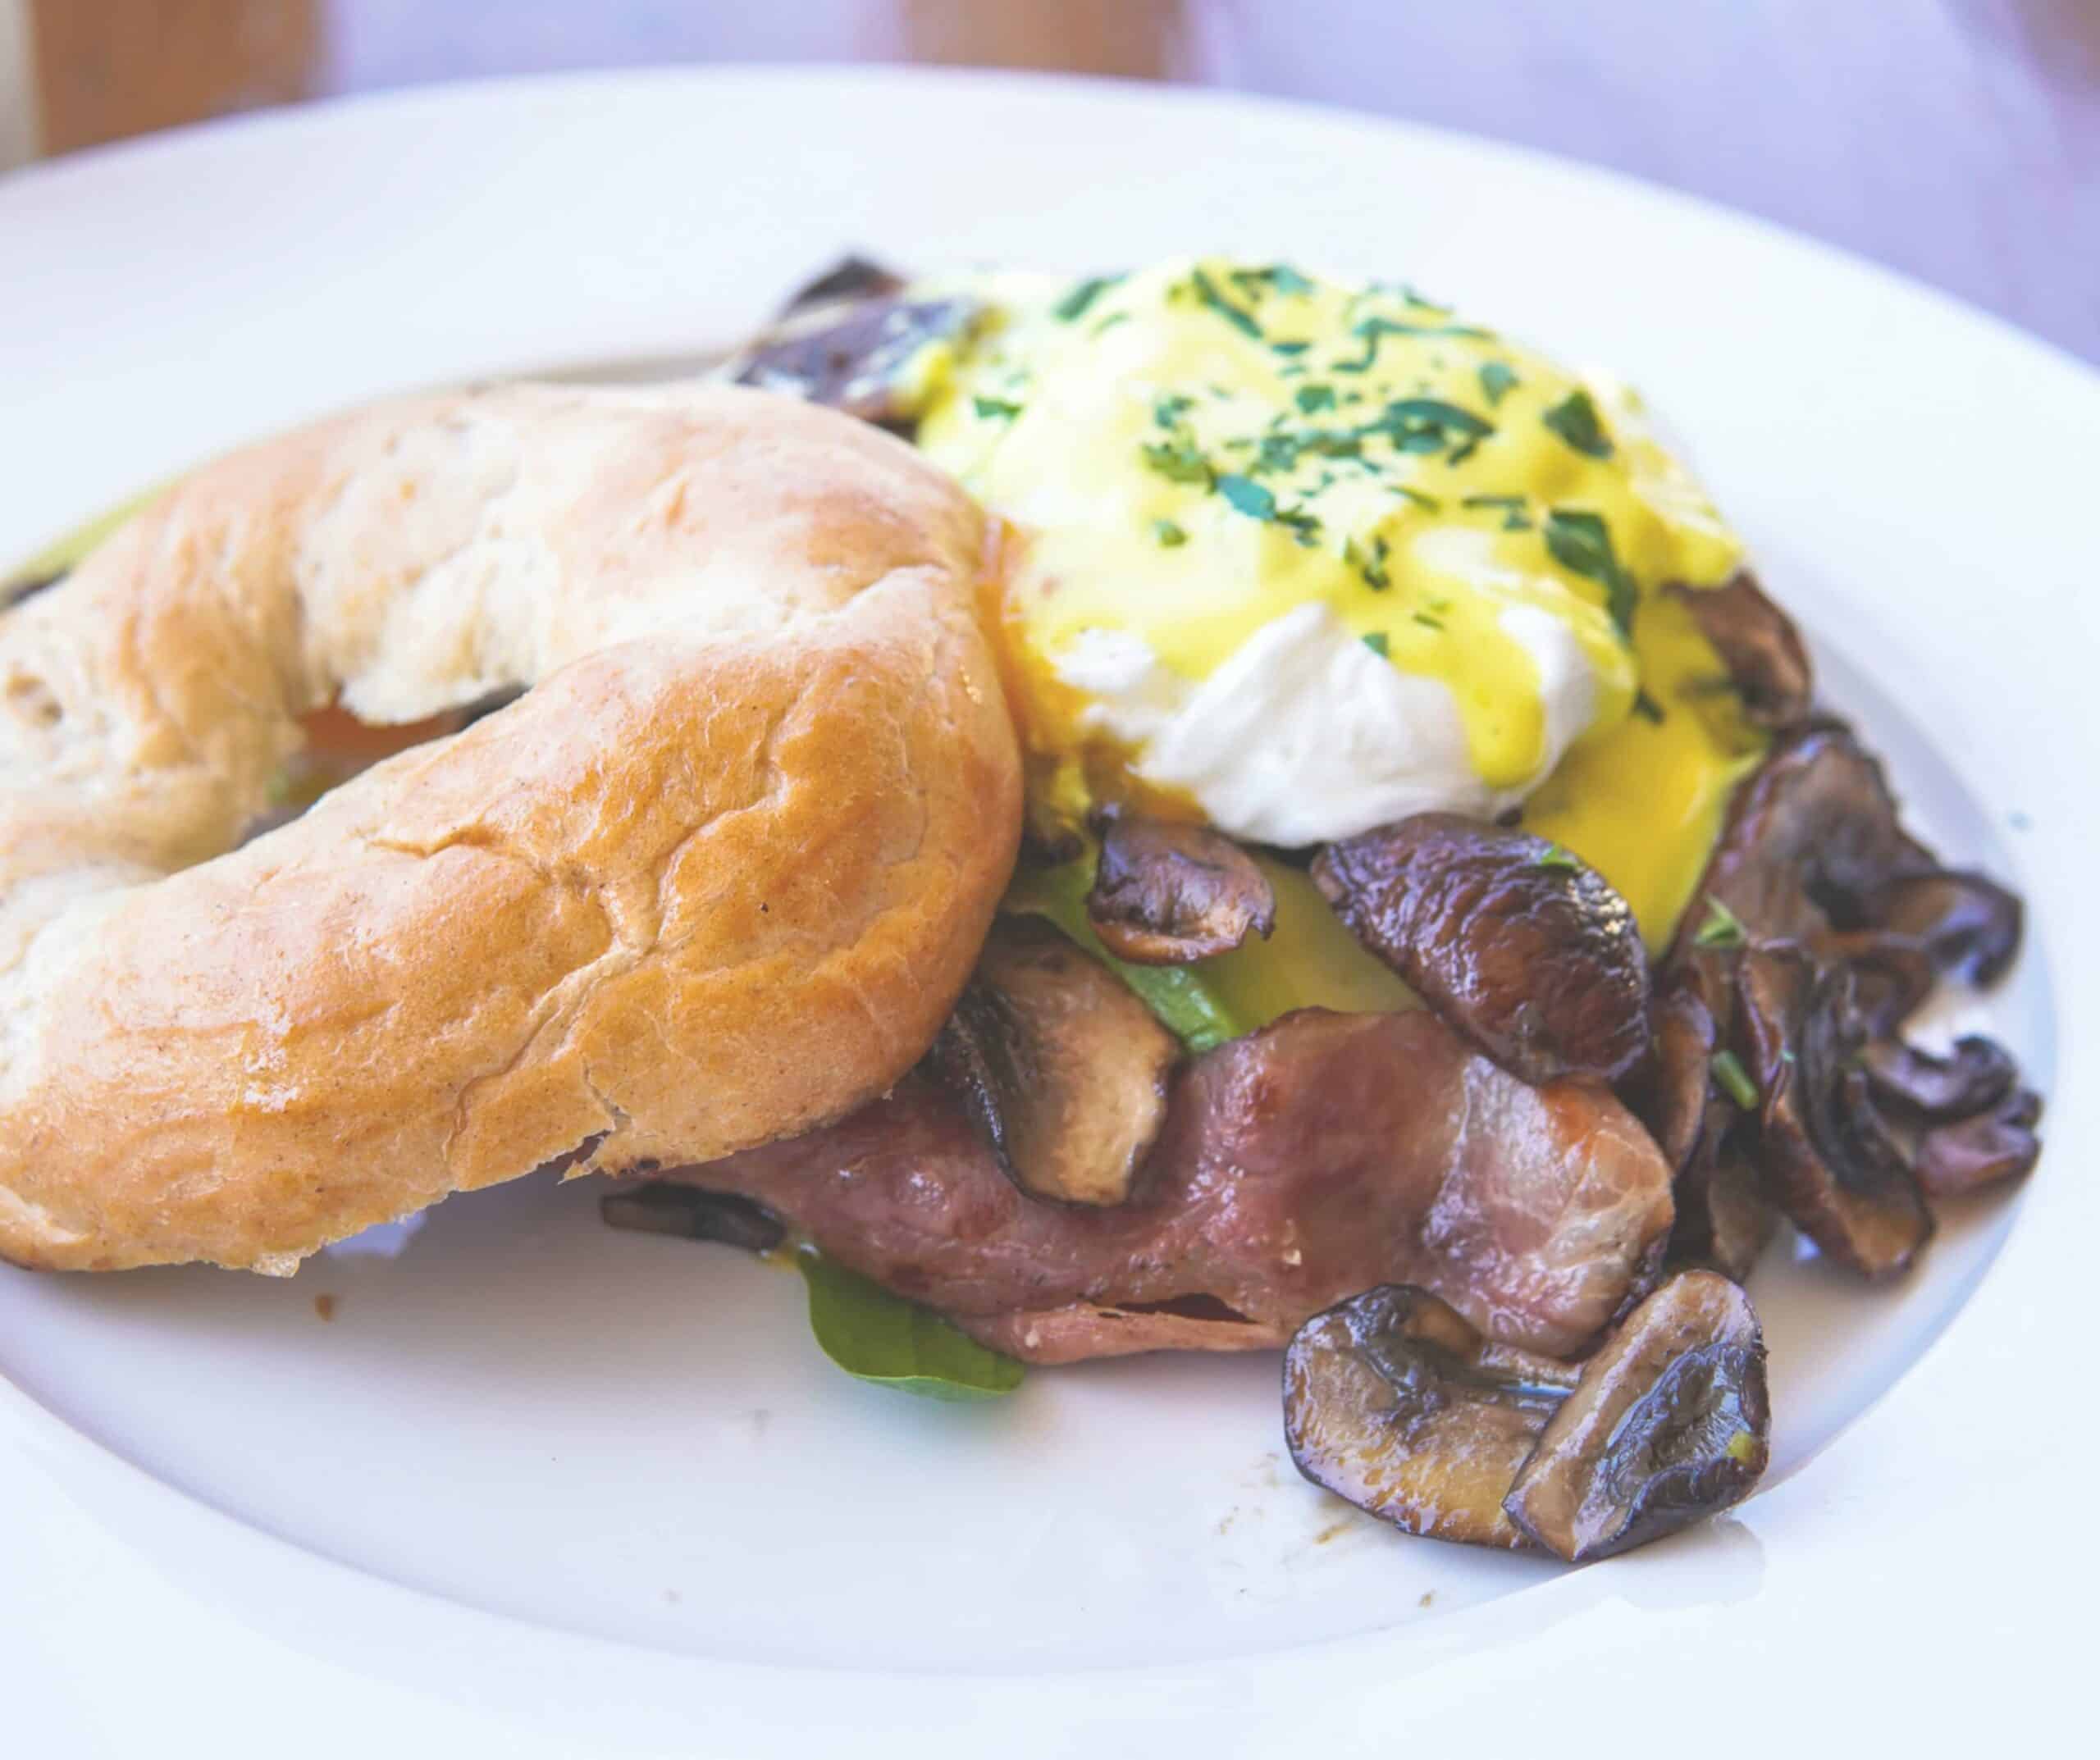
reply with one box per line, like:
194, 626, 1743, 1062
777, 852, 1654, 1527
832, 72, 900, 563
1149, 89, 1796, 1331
1217, 473, 1278, 521
1294, 383, 1337, 414
1541, 388, 1615, 458
1269, 340, 1312, 357
1344, 533, 1391, 590
1412, 611, 1446, 632
1054, 274, 1121, 323
797, 1249, 1025, 1401
971, 395, 1022, 420
1692, 896, 1750, 951
1090, 311, 1132, 336
1632, 688, 1667, 723
1535, 842, 1581, 872
1361, 631, 1390, 658
1477, 361, 1519, 405
1542, 508, 1639, 637
1153, 519, 1189, 548
1153, 392, 1196, 430
1711, 1050, 1760, 1111
1189, 267, 1264, 340
1393, 485, 1442, 512
1141, 439, 1214, 486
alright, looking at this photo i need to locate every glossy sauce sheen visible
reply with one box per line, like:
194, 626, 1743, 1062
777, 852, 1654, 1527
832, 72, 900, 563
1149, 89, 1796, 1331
911, 259, 1766, 941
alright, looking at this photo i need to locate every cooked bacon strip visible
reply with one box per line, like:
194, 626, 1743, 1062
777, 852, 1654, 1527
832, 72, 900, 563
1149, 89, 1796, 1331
654, 1009, 1674, 1361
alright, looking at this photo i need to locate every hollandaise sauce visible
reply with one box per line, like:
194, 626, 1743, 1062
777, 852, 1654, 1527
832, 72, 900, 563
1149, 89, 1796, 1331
909, 259, 1763, 951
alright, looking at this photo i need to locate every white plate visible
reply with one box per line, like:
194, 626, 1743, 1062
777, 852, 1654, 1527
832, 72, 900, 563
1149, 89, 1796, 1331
2, 66, 2096, 1756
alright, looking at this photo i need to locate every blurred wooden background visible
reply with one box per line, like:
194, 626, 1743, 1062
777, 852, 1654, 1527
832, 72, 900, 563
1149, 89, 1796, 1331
3, 0, 2095, 362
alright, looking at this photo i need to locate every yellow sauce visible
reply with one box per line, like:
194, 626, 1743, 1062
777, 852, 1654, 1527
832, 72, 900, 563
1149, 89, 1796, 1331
911, 258, 1758, 945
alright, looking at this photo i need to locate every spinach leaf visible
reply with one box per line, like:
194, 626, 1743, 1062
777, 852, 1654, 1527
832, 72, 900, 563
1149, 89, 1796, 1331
798, 1251, 1024, 1401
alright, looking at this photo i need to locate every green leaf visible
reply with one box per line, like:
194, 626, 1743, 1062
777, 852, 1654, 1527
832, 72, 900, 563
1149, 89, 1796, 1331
1477, 361, 1518, 406
797, 1250, 1024, 1401
1711, 1050, 1760, 1111
1153, 518, 1189, 548
1141, 438, 1214, 486
972, 396, 1022, 420
1361, 631, 1390, 657
1217, 473, 1279, 521
1541, 389, 1615, 458
1294, 383, 1337, 413
1542, 508, 1639, 637
1054, 274, 1121, 322
1535, 842, 1580, 872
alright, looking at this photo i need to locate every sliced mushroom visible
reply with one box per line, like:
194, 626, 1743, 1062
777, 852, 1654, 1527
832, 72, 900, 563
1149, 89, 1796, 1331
1862, 1034, 2018, 1122
1504, 1270, 1769, 1562
1915, 1088, 2043, 1197
1673, 572, 1813, 728
928, 917, 1177, 1206
600, 1183, 786, 1253
1861, 869, 2023, 988
1734, 943, 1933, 1276
1623, 981, 1717, 1172
728, 291, 985, 430
776, 253, 906, 316
1669, 1128, 1777, 1284
1084, 814, 1276, 964
1312, 814, 1650, 1084
1282, 1284, 1577, 1551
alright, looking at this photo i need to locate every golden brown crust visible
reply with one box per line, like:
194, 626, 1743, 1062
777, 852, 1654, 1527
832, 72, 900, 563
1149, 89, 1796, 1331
0, 383, 1020, 1272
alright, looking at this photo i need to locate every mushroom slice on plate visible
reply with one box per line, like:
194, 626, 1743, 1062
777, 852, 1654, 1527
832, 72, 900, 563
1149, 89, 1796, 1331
600, 1184, 787, 1253
1862, 1034, 2018, 1123
775, 253, 907, 315
1672, 572, 1813, 728
1282, 1284, 1578, 1551
1915, 1087, 2044, 1197
728, 289, 986, 429
1084, 814, 1277, 964
1504, 1270, 1769, 1562
928, 917, 1177, 1206
1734, 943, 1934, 1276
1312, 813, 1650, 1084
1861, 868, 2024, 987
1669, 1128, 1777, 1284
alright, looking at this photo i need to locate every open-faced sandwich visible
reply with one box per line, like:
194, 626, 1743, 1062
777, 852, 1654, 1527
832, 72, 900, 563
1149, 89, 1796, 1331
0, 256, 2041, 1566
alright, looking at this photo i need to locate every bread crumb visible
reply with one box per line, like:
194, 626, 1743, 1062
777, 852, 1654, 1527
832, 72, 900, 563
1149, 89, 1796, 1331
313, 1293, 337, 1321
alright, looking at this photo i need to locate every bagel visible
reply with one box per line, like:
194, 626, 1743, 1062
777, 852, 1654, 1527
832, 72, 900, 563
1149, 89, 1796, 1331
0, 382, 1021, 1273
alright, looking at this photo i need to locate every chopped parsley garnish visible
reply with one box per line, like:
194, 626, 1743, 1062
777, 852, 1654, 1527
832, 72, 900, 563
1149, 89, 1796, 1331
1141, 437, 1213, 486
1462, 492, 1529, 528
1090, 311, 1131, 336
1361, 397, 1494, 459
1361, 631, 1390, 658
1153, 519, 1188, 548
1269, 340, 1312, 357
1344, 533, 1391, 589
1711, 1050, 1759, 1110
1294, 384, 1337, 413
1054, 275, 1121, 322
1541, 389, 1615, 458
1189, 267, 1263, 340
1692, 896, 1750, 951
1541, 508, 1638, 636
1535, 842, 1580, 872
1230, 263, 1315, 298
1153, 392, 1196, 429
1217, 473, 1277, 520
1276, 505, 1323, 545
971, 396, 1022, 420
1632, 688, 1667, 723
1393, 485, 1442, 512
1477, 361, 1518, 406
1335, 314, 1494, 374
1412, 611, 1446, 632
